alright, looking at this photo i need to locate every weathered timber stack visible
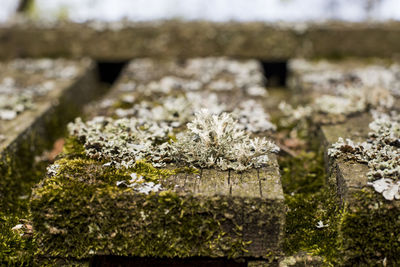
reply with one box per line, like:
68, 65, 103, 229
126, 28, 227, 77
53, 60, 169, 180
0, 58, 98, 211
30, 58, 285, 265
288, 59, 400, 265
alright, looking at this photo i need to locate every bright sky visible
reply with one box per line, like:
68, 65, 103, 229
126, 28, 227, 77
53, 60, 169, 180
1, 0, 400, 23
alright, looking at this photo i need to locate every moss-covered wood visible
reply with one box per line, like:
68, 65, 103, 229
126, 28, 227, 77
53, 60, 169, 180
31, 58, 284, 264
288, 58, 400, 265
0, 58, 98, 212
31, 147, 284, 261
320, 114, 400, 265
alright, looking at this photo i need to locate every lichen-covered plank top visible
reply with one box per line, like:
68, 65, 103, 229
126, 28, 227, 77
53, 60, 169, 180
287, 59, 399, 120
0, 58, 93, 151
0, 58, 98, 211
320, 113, 400, 265
32, 58, 284, 262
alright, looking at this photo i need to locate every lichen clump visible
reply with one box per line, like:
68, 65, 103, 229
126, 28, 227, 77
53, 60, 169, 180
0, 59, 81, 121
121, 57, 267, 96
283, 60, 399, 126
68, 109, 278, 172
102, 58, 275, 132
329, 111, 400, 200
114, 92, 275, 133
290, 59, 400, 96
68, 116, 171, 168
170, 109, 279, 171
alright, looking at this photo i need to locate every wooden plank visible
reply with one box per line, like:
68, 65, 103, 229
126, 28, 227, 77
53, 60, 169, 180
2, 21, 400, 60
292, 59, 400, 265
0, 58, 98, 211
31, 57, 284, 263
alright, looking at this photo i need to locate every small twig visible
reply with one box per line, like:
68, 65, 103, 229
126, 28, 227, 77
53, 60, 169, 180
277, 143, 298, 157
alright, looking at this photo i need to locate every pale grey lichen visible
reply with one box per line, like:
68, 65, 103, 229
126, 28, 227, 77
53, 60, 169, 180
69, 109, 278, 173
278, 101, 313, 127
279, 84, 394, 126
68, 116, 172, 168
123, 57, 267, 96
114, 92, 225, 128
314, 85, 394, 115
170, 109, 279, 171
113, 91, 275, 133
116, 173, 163, 194
328, 111, 400, 200
233, 99, 276, 132
9, 58, 79, 80
0, 59, 81, 121
290, 59, 400, 96
0, 93, 32, 120
46, 164, 61, 177
286, 59, 399, 126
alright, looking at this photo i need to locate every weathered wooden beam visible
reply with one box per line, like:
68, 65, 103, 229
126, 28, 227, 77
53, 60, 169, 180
0, 58, 99, 211
290, 58, 400, 265
31, 58, 284, 265
1, 21, 400, 60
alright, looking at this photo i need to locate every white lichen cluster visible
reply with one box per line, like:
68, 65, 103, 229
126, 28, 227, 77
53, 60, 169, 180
233, 99, 276, 132
278, 85, 394, 126
0, 77, 55, 120
170, 109, 279, 171
0, 59, 81, 121
283, 59, 399, 125
114, 92, 225, 128
278, 101, 313, 127
113, 90, 276, 133
116, 173, 163, 194
68, 109, 279, 172
68, 116, 171, 168
9, 58, 79, 80
104, 58, 275, 131
121, 57, 267, 96
328, 111, 400, 200
290, 59, 400, 96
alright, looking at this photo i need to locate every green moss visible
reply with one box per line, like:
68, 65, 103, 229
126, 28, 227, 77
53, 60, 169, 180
30, 147, 256, 260
279, 140, 342, 265
0, 132, 51, 214
339, 189, 400, 266
284, 189, 342, 265
0, 212, 34, 266
280, 151, 325, 195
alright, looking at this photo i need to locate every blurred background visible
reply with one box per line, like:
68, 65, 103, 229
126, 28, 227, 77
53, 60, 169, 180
1, 0, 400, 23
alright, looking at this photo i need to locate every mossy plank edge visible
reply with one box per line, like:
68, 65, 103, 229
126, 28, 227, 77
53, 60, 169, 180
319, 114, 400, 265
3, 21, 400, 60
31, 162, 285, 260
0, 60, 98, 210
319, 113, 371, 188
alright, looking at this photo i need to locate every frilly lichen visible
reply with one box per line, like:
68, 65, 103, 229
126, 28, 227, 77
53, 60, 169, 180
170, 109, 279, 171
